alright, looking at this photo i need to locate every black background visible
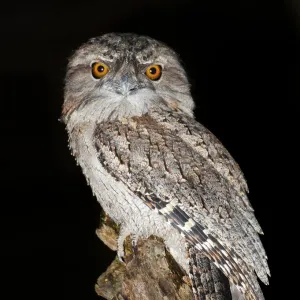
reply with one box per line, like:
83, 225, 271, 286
1, 0, 297, 299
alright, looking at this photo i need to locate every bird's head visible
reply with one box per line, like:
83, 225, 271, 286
62, 33, 194, 124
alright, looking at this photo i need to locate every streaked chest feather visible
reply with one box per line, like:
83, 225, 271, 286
67, 115, 189, 272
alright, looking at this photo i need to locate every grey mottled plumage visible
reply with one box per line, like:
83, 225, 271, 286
62, 33, 270, 300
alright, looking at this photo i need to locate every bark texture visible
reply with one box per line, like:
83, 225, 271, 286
95, 214, 193, 300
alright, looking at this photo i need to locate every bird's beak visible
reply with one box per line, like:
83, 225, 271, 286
118, 74, 139, 95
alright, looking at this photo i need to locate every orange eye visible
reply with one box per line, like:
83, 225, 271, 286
91, 62, 109, 79
145, 65, 162, 81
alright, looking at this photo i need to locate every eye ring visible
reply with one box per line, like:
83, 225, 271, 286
91, 62, 109, 79
145, 64, 162, 81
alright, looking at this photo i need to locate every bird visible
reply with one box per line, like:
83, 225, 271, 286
61, 33, 270, 300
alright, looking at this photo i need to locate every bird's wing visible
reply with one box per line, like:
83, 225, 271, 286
94, 113, 269, 300
149, 106, 255, 219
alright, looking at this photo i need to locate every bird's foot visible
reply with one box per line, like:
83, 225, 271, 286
117, 229, 140, 262
131, 233, 139, 255
117, 227, 129, 263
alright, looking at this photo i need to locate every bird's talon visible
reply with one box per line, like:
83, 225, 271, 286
132, 239, 138, 255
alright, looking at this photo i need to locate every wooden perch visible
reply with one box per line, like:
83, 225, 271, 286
95, 213, 193, 300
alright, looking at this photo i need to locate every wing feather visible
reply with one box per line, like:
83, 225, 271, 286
94, 112, 269, 299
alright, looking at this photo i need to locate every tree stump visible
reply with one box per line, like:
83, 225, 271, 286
95, 213, 193, 300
